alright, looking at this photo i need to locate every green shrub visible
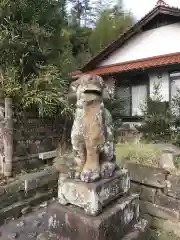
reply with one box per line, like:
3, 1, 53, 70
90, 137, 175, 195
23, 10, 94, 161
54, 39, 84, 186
138, 82, 172, 143
104, 93, 123, 143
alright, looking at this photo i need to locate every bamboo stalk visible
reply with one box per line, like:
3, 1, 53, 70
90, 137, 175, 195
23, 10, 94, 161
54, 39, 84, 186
4, 97, 13, 177
0, 105, 5, 174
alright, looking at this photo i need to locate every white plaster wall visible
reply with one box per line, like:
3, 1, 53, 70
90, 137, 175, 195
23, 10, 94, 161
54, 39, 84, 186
149, 72, 169, 101
99, 23, 180, 67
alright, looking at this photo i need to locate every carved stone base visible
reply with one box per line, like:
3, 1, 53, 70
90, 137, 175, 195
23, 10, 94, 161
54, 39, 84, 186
58, 169, 130, 216
49, 194, 140, 240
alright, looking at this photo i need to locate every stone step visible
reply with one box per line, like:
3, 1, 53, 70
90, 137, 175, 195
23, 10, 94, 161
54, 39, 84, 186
0, 190, 56, 226
0, 195, 143, 240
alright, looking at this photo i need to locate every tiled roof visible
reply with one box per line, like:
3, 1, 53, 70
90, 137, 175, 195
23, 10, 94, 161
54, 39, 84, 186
80, 4, 180, 72
74, 53, 180, 77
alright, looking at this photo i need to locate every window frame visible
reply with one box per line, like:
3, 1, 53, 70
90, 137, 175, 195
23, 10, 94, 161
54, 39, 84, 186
131, 84, 148, 117
169, 71, 180, 102
116, 82, 149, 117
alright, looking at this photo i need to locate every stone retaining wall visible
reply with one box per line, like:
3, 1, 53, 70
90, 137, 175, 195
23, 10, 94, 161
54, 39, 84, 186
13, 108, 72, 171
127, 163, 180, 236
0, 166, 58, 225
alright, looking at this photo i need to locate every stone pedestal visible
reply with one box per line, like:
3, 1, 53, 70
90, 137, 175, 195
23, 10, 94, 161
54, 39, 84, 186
49, 194, 140, 240
58, 169, 130, 216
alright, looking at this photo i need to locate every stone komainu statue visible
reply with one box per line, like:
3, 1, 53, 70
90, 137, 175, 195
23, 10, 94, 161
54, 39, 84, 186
69, 74, 117, 183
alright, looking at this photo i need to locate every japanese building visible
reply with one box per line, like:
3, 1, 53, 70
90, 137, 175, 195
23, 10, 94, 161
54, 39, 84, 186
72, 0, 180, 123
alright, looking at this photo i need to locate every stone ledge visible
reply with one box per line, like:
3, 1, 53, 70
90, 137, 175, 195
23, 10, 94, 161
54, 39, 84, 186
139, 200, 179, 222
24, 167, 58, 192
127, 163, 167, 188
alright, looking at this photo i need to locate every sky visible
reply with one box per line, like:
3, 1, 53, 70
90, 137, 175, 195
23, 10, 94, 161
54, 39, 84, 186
123, 0, 180, 20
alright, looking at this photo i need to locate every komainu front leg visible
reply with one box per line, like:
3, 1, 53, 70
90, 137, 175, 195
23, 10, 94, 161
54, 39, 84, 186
71, 126, 86, 179
80, 146, 100, 182
72, 147, 86, 179
100, 141, 117, 178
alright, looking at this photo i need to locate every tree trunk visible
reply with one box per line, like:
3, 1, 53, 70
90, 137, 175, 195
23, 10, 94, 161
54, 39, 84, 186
3, 98, 13, 177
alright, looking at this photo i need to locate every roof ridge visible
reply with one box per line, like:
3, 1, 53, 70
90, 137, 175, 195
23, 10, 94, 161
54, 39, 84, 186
98, 52, 180, 69
156, 0, 169, 7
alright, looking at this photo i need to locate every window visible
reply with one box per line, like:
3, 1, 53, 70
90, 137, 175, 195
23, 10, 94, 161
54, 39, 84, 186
132, 85, 147, 116
170, 72, 180, 99
116, 86, 131, 116
170, 72, 180, 115
116, 84, 147, 117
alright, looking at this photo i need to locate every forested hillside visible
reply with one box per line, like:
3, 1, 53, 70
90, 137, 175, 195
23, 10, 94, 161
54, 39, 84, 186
0, 0, 134, 117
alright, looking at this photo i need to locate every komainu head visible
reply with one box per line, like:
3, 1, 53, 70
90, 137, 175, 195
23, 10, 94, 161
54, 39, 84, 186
68, 74, 110, 104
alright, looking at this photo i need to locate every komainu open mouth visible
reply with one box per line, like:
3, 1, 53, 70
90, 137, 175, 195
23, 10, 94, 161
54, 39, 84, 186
84, 89, 102, 96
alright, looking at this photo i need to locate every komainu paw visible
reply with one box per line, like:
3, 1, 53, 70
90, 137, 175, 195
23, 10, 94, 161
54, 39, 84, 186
80, 168, 100, 182
100, 162, 117, 178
